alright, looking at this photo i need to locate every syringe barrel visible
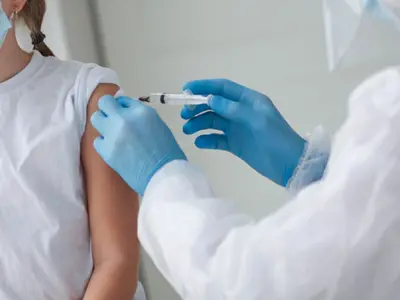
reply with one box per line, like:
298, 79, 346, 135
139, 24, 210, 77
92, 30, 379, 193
152, 94, 210, 105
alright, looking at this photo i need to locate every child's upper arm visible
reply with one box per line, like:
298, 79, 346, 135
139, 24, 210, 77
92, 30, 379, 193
81, 83, 140, 268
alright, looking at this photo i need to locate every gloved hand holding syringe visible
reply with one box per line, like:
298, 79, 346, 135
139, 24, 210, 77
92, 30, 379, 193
136, 80, 306, 187
139, 93, 211, 105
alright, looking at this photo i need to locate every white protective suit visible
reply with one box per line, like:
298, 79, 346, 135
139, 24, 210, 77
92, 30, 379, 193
139, 66, 400, 300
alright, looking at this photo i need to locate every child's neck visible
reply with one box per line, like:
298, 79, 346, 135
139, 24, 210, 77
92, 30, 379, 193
0, 30, 32, 83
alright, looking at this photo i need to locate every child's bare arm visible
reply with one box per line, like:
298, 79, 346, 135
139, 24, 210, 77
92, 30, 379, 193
81, 83, 140, 300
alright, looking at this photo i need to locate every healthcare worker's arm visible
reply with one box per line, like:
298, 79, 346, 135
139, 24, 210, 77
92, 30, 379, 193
81, 84, 140, 300
92, 69, 400, 299
140, 72, 400, 299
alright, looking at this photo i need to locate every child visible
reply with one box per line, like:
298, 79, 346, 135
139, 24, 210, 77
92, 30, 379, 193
0, 0, 145, 299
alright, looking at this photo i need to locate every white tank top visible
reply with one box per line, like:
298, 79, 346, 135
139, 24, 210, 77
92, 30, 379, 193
0, 51, 145, 300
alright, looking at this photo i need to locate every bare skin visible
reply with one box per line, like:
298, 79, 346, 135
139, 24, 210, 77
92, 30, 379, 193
82, 84, 139, 300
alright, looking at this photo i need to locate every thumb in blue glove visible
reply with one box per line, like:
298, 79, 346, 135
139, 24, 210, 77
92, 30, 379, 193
91, 95, 186, 195
181, 79, 305, 187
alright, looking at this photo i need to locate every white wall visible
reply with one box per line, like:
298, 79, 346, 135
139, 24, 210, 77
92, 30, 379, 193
93, 0, 400, 299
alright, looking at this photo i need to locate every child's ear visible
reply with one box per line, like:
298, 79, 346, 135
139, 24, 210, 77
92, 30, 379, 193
11, 0, 27, 15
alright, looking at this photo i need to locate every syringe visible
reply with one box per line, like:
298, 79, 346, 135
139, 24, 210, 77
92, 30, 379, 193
139, 93, 211, 105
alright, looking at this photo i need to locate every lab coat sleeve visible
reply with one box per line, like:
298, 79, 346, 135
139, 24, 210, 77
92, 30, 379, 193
287, 126, 331, 194
139, 68, 400, 300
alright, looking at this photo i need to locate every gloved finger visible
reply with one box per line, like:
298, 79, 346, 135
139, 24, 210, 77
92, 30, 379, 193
181, 104, 210, 120
183, 112, 229, 135
183, 79, 224, 96
208, 95, 250, 123
93, 136, 105, 158
91, 111, 108, 137
117, 96, 138, 108
183, 79, 254, 103
195, 134, 229, 151
98, 95, 120, 116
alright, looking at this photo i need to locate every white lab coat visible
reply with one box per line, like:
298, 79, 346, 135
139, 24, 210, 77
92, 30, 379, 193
139, 67, 400, 300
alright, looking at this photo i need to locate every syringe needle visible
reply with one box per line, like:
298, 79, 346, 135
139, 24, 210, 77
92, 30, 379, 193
138, 96, 151, 103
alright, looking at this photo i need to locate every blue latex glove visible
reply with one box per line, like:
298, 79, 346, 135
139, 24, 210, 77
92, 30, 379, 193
91, 95, 186, 195
182, 79, 305, 187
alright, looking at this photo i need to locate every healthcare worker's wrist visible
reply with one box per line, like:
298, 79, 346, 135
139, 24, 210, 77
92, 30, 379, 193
287, 126, 331, 194
143, 159, 190, 195
283, 134, 307, 187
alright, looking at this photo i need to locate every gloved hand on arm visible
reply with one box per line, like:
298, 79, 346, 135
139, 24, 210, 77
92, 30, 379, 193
181, 79, 305, 187
91, 95, 186, 196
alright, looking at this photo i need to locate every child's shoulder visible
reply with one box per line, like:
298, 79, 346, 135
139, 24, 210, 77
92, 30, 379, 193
37, 54, 121, 99
33, 53, 122, 136
43, 55, 120, 89
41, 55, 110, 80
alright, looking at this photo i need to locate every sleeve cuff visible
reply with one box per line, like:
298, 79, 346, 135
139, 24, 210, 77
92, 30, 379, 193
143, 160, 215, 205
74, 64, 123, 137
287, 126, 331, 195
